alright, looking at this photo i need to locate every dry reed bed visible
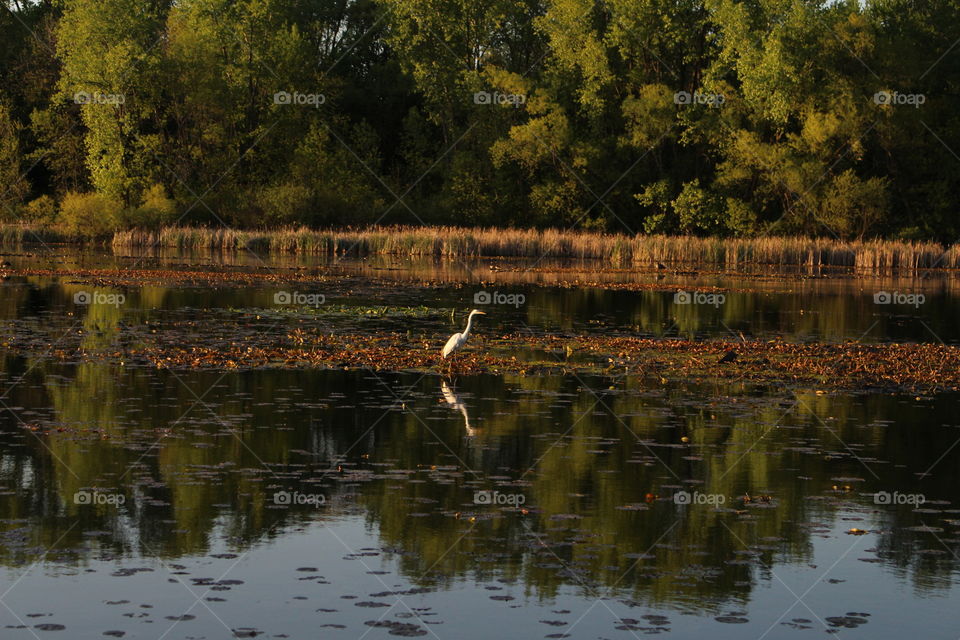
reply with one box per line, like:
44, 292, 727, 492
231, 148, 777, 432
0, 225, 73, 245
108, 226, 960, 270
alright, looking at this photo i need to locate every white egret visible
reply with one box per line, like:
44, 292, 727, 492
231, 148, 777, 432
441, 309, 486, 358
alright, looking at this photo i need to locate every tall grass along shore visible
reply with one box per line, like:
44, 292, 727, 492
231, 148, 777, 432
6, 224, 960, 271
113, 226, 960, 271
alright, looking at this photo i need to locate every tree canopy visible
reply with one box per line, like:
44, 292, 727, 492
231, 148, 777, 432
1, 0, 958, 240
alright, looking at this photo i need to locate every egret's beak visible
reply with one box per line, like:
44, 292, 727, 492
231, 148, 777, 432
475, 311, 486, 315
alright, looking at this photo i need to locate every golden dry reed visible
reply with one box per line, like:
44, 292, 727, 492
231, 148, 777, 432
99, 225, 960, 271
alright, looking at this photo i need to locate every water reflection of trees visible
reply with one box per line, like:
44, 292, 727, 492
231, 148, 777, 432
7, 269, 960, 353
1, 363, 958, 607
519, 287, 957, 343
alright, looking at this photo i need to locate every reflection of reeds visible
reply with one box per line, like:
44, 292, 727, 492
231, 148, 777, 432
0, 225, 72, 245
76, 225, 960, 271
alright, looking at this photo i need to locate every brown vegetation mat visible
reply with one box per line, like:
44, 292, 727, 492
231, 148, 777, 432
118, 331, 960, 392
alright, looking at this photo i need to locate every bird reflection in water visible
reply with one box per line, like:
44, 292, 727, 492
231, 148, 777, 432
441, 379, 475, 438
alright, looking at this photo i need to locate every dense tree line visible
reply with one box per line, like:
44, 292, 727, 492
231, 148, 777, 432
0, 0, 958, 239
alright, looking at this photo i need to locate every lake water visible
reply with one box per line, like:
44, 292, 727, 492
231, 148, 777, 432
1, 248, 959, 639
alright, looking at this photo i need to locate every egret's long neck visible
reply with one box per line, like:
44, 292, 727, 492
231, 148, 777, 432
462, 313, 476, 337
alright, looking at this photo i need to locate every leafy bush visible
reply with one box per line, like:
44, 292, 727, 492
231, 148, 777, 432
637, 180, 675, 234
257, 183, 313, 225
58, 192, 123, 238
23, 195, 58, 225
724, 198, 758, 237
126, 184, 178, 229
816, 171, 888, 240
672, 180, 726, 235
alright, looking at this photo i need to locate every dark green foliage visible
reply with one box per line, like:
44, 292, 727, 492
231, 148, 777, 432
1, 0, 959, 240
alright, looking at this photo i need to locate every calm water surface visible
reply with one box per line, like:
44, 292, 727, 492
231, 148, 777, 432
1, 249, 959, 638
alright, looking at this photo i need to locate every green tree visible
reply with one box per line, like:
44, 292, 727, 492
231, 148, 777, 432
55, 0, 169, 204
0, 101, 29, 215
